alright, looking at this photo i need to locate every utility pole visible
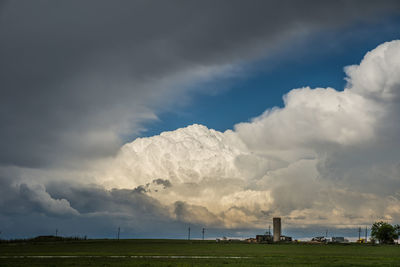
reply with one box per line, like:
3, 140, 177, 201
188, 227, 191, 240
55, 229, 58, 237
358, 227, 361, 241
117, 227, 120, 240
268, 225, 271, 236
202, 228, 205, 240
326, 230, 328, 238
365, 226, 367, 242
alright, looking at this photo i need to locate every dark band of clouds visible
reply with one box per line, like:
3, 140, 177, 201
1, 0, 399, 168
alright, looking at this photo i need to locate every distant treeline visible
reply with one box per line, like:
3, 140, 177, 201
0, 235, 87, 243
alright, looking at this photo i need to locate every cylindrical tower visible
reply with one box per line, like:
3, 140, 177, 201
273, 217, 281, 242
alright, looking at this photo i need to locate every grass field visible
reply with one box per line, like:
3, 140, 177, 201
1, 239, 399, 266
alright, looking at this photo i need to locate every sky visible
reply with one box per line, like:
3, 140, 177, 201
1, 0, 400, 240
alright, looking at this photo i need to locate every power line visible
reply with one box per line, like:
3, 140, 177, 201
202, 228, 205, 240
188, 227, 191, 240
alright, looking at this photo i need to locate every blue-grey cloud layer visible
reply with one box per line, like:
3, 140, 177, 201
1, 0, 399, 167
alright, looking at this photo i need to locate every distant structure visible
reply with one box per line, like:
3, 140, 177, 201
250, 217, 292, 243
254, 226, 273, 243
311, 236, 327, 243
245, 237, 257, 243
280, 235, 292, 242
273, 217, 281, 242
331, 236, 349, 243
256, 233, 272, 243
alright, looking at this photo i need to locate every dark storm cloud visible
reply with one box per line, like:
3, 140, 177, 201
174, 200, 222, 226
152, 178, 172, 188
0, 177, 171, 222
0, 0, 399, 168
45, 182, 169, 217
0, 178, 188, 238
0, 174, 78, 216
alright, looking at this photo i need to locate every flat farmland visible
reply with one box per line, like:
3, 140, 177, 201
1, 239, 399, 266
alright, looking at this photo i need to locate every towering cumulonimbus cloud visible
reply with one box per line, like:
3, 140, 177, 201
99, 40, 400, 228
1, 40, 399, 238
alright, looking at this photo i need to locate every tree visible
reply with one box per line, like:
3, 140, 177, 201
395, 224, 400, 244
371, 221, 399, 244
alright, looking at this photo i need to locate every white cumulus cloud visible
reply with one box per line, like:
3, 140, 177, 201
98, 40, 400, 229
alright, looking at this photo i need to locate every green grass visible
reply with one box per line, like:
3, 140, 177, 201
1, 239, 399, 266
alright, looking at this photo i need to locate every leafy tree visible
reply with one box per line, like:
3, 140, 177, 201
371, 221, 399, 244
395, 224, 400, 243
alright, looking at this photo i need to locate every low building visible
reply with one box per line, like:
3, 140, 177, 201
245, 238, 257, 243
311, 236, 327, 242
331, 237, 349, 243
280, 235, 292, 242
256, 234, 273, 243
